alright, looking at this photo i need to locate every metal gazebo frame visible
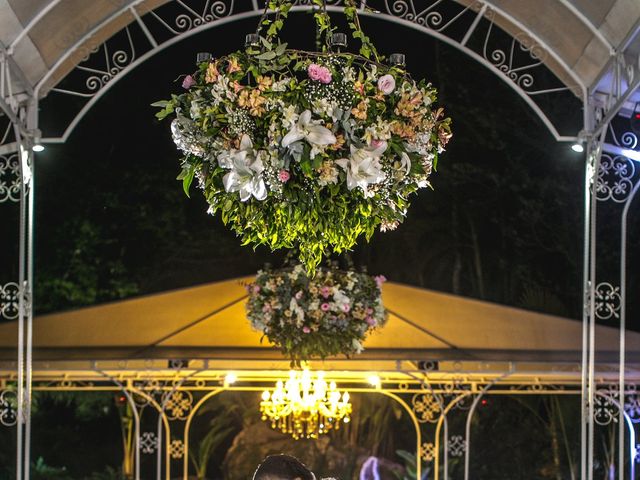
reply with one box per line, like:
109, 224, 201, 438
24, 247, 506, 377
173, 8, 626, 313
2, 1, 640, 479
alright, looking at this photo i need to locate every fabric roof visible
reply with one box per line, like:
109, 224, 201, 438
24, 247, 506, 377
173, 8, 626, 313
1, 0, 639, 102
0, 278, 637, 370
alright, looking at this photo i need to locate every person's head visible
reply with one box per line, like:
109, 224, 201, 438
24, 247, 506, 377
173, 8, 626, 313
253, 454, 315, 480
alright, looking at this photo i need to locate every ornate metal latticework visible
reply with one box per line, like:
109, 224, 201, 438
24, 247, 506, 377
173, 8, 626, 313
30, 0, 582, 153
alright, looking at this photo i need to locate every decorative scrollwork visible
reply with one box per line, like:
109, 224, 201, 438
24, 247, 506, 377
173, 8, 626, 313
412, 392, 442, 423
132, 378, 164, 406
596, 154, 637, 203
594, 391, 618, 426
149, 0, 236, 36
594, 283, 622, 321
0, 154, 20, 203
384, 0, 481, 33
54, 27, 136, 98
483, 18, 544, 91
162, 390, 193, 420
169, 439, 185, 459
420, 442, 435, 462
624, 387, 640, 424
140, 432, 159, 454
0, 283, 20, 320
448, 435, 466, 457
0, 390, 17, 426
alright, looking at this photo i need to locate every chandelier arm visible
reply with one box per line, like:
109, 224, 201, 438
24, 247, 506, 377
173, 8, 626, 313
255, 0, 271, 36
343, 0, 381, 62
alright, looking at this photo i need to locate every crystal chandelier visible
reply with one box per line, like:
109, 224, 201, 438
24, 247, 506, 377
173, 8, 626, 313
260, 369, 352, 440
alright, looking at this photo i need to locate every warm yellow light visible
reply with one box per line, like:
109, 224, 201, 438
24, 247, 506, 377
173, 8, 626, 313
259, 368, 352, 440
367, 374, 381, 388
225, 372, 238, 385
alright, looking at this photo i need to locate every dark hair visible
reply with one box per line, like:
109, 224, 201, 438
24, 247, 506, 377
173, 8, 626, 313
253, 454, 315, 480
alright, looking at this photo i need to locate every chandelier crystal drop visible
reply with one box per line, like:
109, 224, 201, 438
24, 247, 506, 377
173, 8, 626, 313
260, 369, 352, 440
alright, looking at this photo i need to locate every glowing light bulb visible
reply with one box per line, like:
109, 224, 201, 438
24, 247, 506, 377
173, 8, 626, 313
368, 374, 381, 387
571, 143, 584, 153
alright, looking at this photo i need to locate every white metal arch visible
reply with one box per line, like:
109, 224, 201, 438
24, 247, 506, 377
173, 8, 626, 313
31, 1, 585, 146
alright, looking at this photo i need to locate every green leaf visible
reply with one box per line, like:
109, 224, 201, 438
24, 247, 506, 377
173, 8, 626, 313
178, 165, 196, 197
255, 51, 277, 61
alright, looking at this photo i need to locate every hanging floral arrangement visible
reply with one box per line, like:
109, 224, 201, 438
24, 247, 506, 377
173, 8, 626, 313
155, 0, 452, 272
245, 263, 387, 364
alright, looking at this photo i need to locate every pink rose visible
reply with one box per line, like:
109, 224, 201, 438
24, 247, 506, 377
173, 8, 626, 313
375, 275, 387, 288
377, 74, 396, 95
278, 170, 290, 183
366, 316, 376, 326
182, 74, 196, 89
321, 303, 330, 312
295, 290, 303, 300
308, 64, 332, 84
319, 69, 332, 84
303, 326, 311, 334
341, 304, 351, 313
320, 286, 332, 298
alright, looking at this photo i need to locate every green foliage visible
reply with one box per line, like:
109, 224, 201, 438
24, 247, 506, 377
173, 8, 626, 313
395, 450, 429, 480
31, 457, 73, 480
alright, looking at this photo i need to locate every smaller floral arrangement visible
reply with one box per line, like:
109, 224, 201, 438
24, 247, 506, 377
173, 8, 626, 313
246, 264, 388, 363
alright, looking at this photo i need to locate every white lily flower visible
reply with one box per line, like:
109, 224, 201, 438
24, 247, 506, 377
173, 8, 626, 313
281, 109, 336, 148
336, 143, 387, 194
218, 135, 267, 202
394, 152, 411, 181
289, 297, 305, 326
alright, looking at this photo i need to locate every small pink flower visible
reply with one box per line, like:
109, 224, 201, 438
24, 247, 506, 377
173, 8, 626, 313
319, 70, 332, 84
321, 303, 330, 312
320, 286, 332, 298
375, 275, 387, 288
278, 170, 290, 183
182, 74, 196, 89
377, 74, 396, 95
341, 304, 351, 313
295, 290, 303, 300
366, 316, 376, 326
365, 307, 373, 315
371, 139, 387, 150
303, 326, 311, 334
252, 284, 261, 294
308, 64, 332, 84
233, 80, 244, 93
262, 304, 272, 312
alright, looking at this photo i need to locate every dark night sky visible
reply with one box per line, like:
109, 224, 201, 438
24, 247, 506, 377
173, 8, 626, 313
15, 9, 639, 328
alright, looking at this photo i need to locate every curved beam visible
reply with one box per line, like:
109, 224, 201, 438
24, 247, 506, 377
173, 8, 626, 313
38, 2, 581, 145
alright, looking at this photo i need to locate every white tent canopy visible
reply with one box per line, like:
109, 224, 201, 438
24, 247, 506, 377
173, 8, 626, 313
1, 279, 638, 384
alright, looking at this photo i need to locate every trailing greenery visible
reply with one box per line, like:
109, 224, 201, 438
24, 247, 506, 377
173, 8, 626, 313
155, 1, 451, 273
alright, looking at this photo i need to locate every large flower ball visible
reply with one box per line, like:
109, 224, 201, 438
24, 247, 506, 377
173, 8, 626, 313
158, 46, 451, 272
